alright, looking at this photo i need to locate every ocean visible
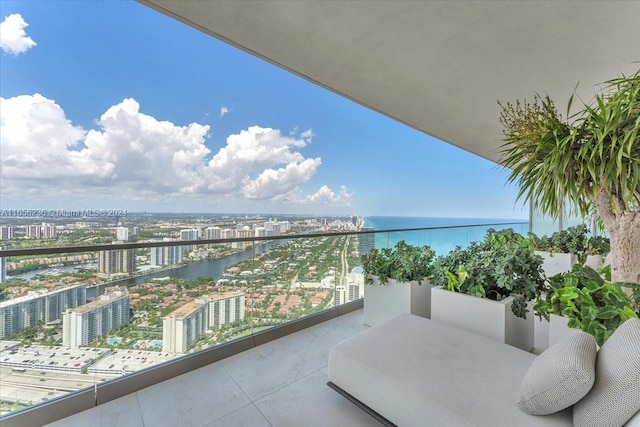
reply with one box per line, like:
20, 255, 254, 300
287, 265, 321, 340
363, 216, 529, 258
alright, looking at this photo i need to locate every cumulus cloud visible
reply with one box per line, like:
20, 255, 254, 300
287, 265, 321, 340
305, 185, 353, 206
220, 106, 229, 117
0, 14, 37, 55
0, 94, 351, 208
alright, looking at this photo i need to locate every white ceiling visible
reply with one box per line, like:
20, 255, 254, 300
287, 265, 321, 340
137, 0, 640, 163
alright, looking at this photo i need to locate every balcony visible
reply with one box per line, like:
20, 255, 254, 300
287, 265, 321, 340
0, 220, 531, 426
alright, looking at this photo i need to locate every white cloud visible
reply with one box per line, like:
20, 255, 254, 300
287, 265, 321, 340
304, 185, 353, 206
0, 14, 37, 55
219, 106, 229, 117
0, 94, 351, 209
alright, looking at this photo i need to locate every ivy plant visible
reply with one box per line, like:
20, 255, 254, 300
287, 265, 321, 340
361, 240, 436, 285
431, 228, 546, 318
534, 264, 639, 346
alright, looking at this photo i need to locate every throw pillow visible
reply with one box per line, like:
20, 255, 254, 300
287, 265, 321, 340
574, 318, 640, 427
518, 331, 596, 415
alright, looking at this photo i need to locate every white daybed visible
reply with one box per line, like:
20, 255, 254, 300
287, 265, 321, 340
328, 313, 574, 427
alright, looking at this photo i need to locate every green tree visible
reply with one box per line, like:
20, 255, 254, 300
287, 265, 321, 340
499, 70, 639, 284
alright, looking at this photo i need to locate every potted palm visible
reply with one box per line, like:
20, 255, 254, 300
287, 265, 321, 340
499, 70, 639, 287
535, 264, 639, 347
361, 240, 435, 327
430, 228, 546, 351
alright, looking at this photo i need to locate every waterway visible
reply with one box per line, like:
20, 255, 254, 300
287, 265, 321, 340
87, 240, 285, 298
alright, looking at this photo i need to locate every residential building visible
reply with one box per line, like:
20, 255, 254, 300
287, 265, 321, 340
97, 248, 136, 275
62, 286, 130, 348
26, 224, 42, 239
116, 227, 129, 241
204, 226, 221, 239
0, 246, 5, 283
0, 226, 15, 240
207, 291, 245, 330
0, 285, 86, 338
150, 241, 183, 266
42, 224, 57, 239
162, 301, 208, 354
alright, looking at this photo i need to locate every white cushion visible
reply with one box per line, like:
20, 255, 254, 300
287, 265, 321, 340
518, 331, 596, 415
574, 318, 640, 427
625, 411, 640, 427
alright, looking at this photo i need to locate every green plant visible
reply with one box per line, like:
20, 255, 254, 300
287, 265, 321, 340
361, 240, 435, 284
534, 264, 640, 345
586, 235, 610, 257
499, 70, 640, 284
432, 228, 546, 318
528, 224, 588, 257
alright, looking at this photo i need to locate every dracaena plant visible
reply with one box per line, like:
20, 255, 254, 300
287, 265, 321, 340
361, 240, 435, 285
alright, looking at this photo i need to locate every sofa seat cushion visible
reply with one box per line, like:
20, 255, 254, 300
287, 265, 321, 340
328, 314, 572, 427
518, 331, 597, 415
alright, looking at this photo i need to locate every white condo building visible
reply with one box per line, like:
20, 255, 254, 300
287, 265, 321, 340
62, 287, 130, 348
0, 285, 87, 339
0, 246, 5, 283
0, 226, 15, 240
162, 292, 245, 353
204, 226, 221, 239
116, 227, 129, 241
26, 224, 42, 239
150, 241, 183, 266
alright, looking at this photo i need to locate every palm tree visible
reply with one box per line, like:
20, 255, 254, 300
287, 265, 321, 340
499, 70, 639, 284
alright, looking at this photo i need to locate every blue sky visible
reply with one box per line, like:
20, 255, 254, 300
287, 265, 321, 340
0, 1, 527, 219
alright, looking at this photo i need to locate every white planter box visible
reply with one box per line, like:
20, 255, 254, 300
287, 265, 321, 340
535, 251, 577, 277
548, 313, 584, 348
363, 277, 431, 327
431, 286, 534, 351
584, 254, 604, 270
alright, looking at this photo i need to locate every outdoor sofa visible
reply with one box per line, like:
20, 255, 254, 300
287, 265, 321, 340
328, 313, 640, 427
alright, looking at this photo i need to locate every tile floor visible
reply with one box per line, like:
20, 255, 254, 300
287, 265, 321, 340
45, 310, 550, 427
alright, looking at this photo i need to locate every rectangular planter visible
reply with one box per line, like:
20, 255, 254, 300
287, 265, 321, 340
431, 286, 534, 351
548, 313, 585, 348
363, 276, 431, 327
535, 251, 577, 277
584, 254, 604, 270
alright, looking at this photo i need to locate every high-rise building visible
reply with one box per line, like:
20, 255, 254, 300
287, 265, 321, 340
132, 226, 140, 235
0, 246, 5, 283
162, 292, 245, 354
26, 224, 42, 239
42, 223, 57, 239
97, 249, 136, 275
162, 301, 208, 354
180, 228, 200, 250
334, 285, 347, 306
116, 227, 129, 241
0, 226, 15, 240
62, 287, 130, 348
0, 285, 87, 338
208, 292, 245, 330
204, 226, 221, 240
150, 241, 183, 266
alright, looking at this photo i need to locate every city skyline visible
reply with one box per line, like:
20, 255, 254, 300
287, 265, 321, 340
0, 1, 526, 219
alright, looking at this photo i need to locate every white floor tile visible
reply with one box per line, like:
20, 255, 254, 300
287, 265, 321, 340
205, 403, 272, 427
255, 370, 379, 427
221, 340, 317, 401
136, 362, 251, 427
44, 393, 143, 427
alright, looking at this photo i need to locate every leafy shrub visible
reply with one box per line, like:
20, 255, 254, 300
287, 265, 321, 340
361, 240, 435, 284
534, 264, 639, 345
431, 228, 546, 318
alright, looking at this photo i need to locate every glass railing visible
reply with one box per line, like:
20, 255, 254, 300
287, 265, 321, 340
0, 218, 527, 421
